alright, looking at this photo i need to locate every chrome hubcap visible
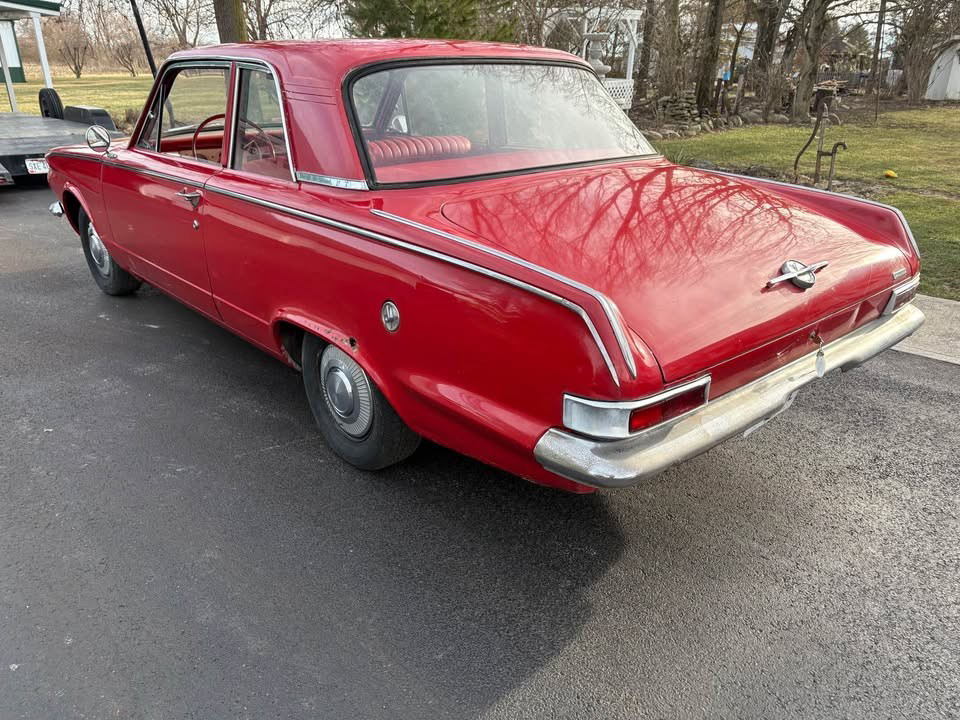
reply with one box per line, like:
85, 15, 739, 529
319, 345, 373, 438
88, 222, 111, 276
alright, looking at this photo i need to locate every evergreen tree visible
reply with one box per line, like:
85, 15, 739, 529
343, 0, 513, 41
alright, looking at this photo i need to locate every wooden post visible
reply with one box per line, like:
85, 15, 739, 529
0, 25, 17, 113
31, 13, 53, 88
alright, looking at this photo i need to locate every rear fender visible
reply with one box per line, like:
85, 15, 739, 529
709, 170, 920, 274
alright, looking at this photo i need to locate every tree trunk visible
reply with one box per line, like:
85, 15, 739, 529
695, 0, 727, 111
214, 0, 248, 43
635, 0, 656, 99
792, 0, 830, 121
867, 0, 887, 91
728, 20, 747, 83
657, 0, 681, 98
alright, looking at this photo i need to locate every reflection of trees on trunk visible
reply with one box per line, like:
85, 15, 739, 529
453, 163, 806, 290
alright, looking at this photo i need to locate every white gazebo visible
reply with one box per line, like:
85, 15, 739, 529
0, 0, 61, 112
544, 7, 645, 109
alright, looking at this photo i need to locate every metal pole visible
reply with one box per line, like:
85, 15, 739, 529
31, 13, 53, 88
129, 0, 157, 77
872, 0, 886, 123
0, 24, 17, 113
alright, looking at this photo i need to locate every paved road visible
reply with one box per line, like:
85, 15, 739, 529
1, 183, 958, 719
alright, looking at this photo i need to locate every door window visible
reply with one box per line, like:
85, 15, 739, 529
136, 65, 230, 164
230, 68, 291, 180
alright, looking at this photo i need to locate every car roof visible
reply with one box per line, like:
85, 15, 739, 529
167, 39, 590, 89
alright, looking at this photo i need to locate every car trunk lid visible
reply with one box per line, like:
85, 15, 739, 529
437, 160, 911, 382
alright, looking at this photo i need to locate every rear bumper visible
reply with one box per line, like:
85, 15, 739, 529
534, 304, 925, 488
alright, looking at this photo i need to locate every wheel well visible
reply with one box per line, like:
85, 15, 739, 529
276, 321, 305, 369
61, 191, 82, 234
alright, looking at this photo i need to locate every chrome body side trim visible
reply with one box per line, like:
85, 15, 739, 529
204, 185, 621, 385
297, 172, 368, 190
371, 209, 638, 381
535, 304, 925, 488
882, 275, 921, 315
700, 168, 922, 258
563, 375, 711, 440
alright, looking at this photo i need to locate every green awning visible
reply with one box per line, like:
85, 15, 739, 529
0, 0, 62, 19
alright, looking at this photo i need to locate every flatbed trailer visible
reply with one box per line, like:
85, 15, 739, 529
0, 113, 93, 185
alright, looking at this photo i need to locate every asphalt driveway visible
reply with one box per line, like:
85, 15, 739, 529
1, 183, 958, 719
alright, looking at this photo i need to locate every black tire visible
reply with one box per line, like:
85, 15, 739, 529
302, 333, 420, 470
78, 211, 141, 296
38, 88, 64, 120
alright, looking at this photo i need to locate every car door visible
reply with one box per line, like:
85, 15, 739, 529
101, 62, 233, 319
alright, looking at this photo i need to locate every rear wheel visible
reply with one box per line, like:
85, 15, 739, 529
79, 211, 141, 296
302, 334, 420, 470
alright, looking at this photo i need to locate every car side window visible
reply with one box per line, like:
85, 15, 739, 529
135, 66, 229, 164
230, 68, 290, 180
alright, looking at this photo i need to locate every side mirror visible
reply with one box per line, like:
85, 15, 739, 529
85, 125, 112, 154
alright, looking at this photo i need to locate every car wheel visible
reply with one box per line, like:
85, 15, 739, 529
302, 334, 420, 470
78, 211, 141, 296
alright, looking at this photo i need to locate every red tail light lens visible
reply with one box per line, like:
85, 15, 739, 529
628, 383, 707, 432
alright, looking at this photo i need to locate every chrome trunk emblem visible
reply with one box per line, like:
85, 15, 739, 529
767, 260, 829, 289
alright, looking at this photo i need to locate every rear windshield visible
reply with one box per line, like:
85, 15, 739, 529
350, 63, 655, 185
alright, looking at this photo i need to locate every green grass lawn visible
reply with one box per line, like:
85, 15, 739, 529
653, 107, 960, 300
1, 73, 154, 123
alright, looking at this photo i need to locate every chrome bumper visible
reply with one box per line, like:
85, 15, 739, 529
534, 304, 925, 488
49, 201, 64, 217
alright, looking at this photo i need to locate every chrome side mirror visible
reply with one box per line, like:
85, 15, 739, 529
85, 125, 112, 154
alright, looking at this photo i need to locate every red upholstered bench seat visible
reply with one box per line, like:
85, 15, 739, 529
367, 135, 472, 166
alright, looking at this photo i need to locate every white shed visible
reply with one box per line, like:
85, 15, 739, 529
926, 37, 960, 101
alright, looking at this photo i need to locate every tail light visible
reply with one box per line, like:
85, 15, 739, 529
563, 375, 711, 440
882, 276, 920, 315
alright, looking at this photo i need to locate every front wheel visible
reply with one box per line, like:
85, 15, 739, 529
79, 211, 141, 296
302, 334, 420, 470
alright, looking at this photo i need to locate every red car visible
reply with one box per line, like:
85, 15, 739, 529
46, 40, 924, 493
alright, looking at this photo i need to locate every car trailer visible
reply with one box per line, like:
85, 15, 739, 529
0, 0, 114, 186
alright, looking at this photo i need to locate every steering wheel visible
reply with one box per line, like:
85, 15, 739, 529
236, 116, 277, 162
192, 113, 225, 160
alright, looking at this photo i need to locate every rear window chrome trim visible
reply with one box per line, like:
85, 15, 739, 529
297, 171, 368, 190
341, 57, 659, 190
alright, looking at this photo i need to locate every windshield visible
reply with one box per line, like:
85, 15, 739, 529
350, 63, 655, 185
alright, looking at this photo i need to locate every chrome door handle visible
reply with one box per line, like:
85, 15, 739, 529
174, 188, 202, 208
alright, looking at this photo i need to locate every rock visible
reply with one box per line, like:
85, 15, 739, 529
645, 130, 664, 141
661, 129, 681, 139
743, 164, 780, 178
729, 115, 743, 127
682, 127, 700, 137
742, 110, 762, 124
770, 113, 789, 124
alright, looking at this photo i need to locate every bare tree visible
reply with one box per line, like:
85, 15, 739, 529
635, 0, 656, 98
694, 0, 727, 110
48, 16, 91, 78
657, 0, 681, 97
144, 0, 210, 48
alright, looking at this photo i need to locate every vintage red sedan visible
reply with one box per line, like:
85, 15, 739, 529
46, 40, 924, 493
